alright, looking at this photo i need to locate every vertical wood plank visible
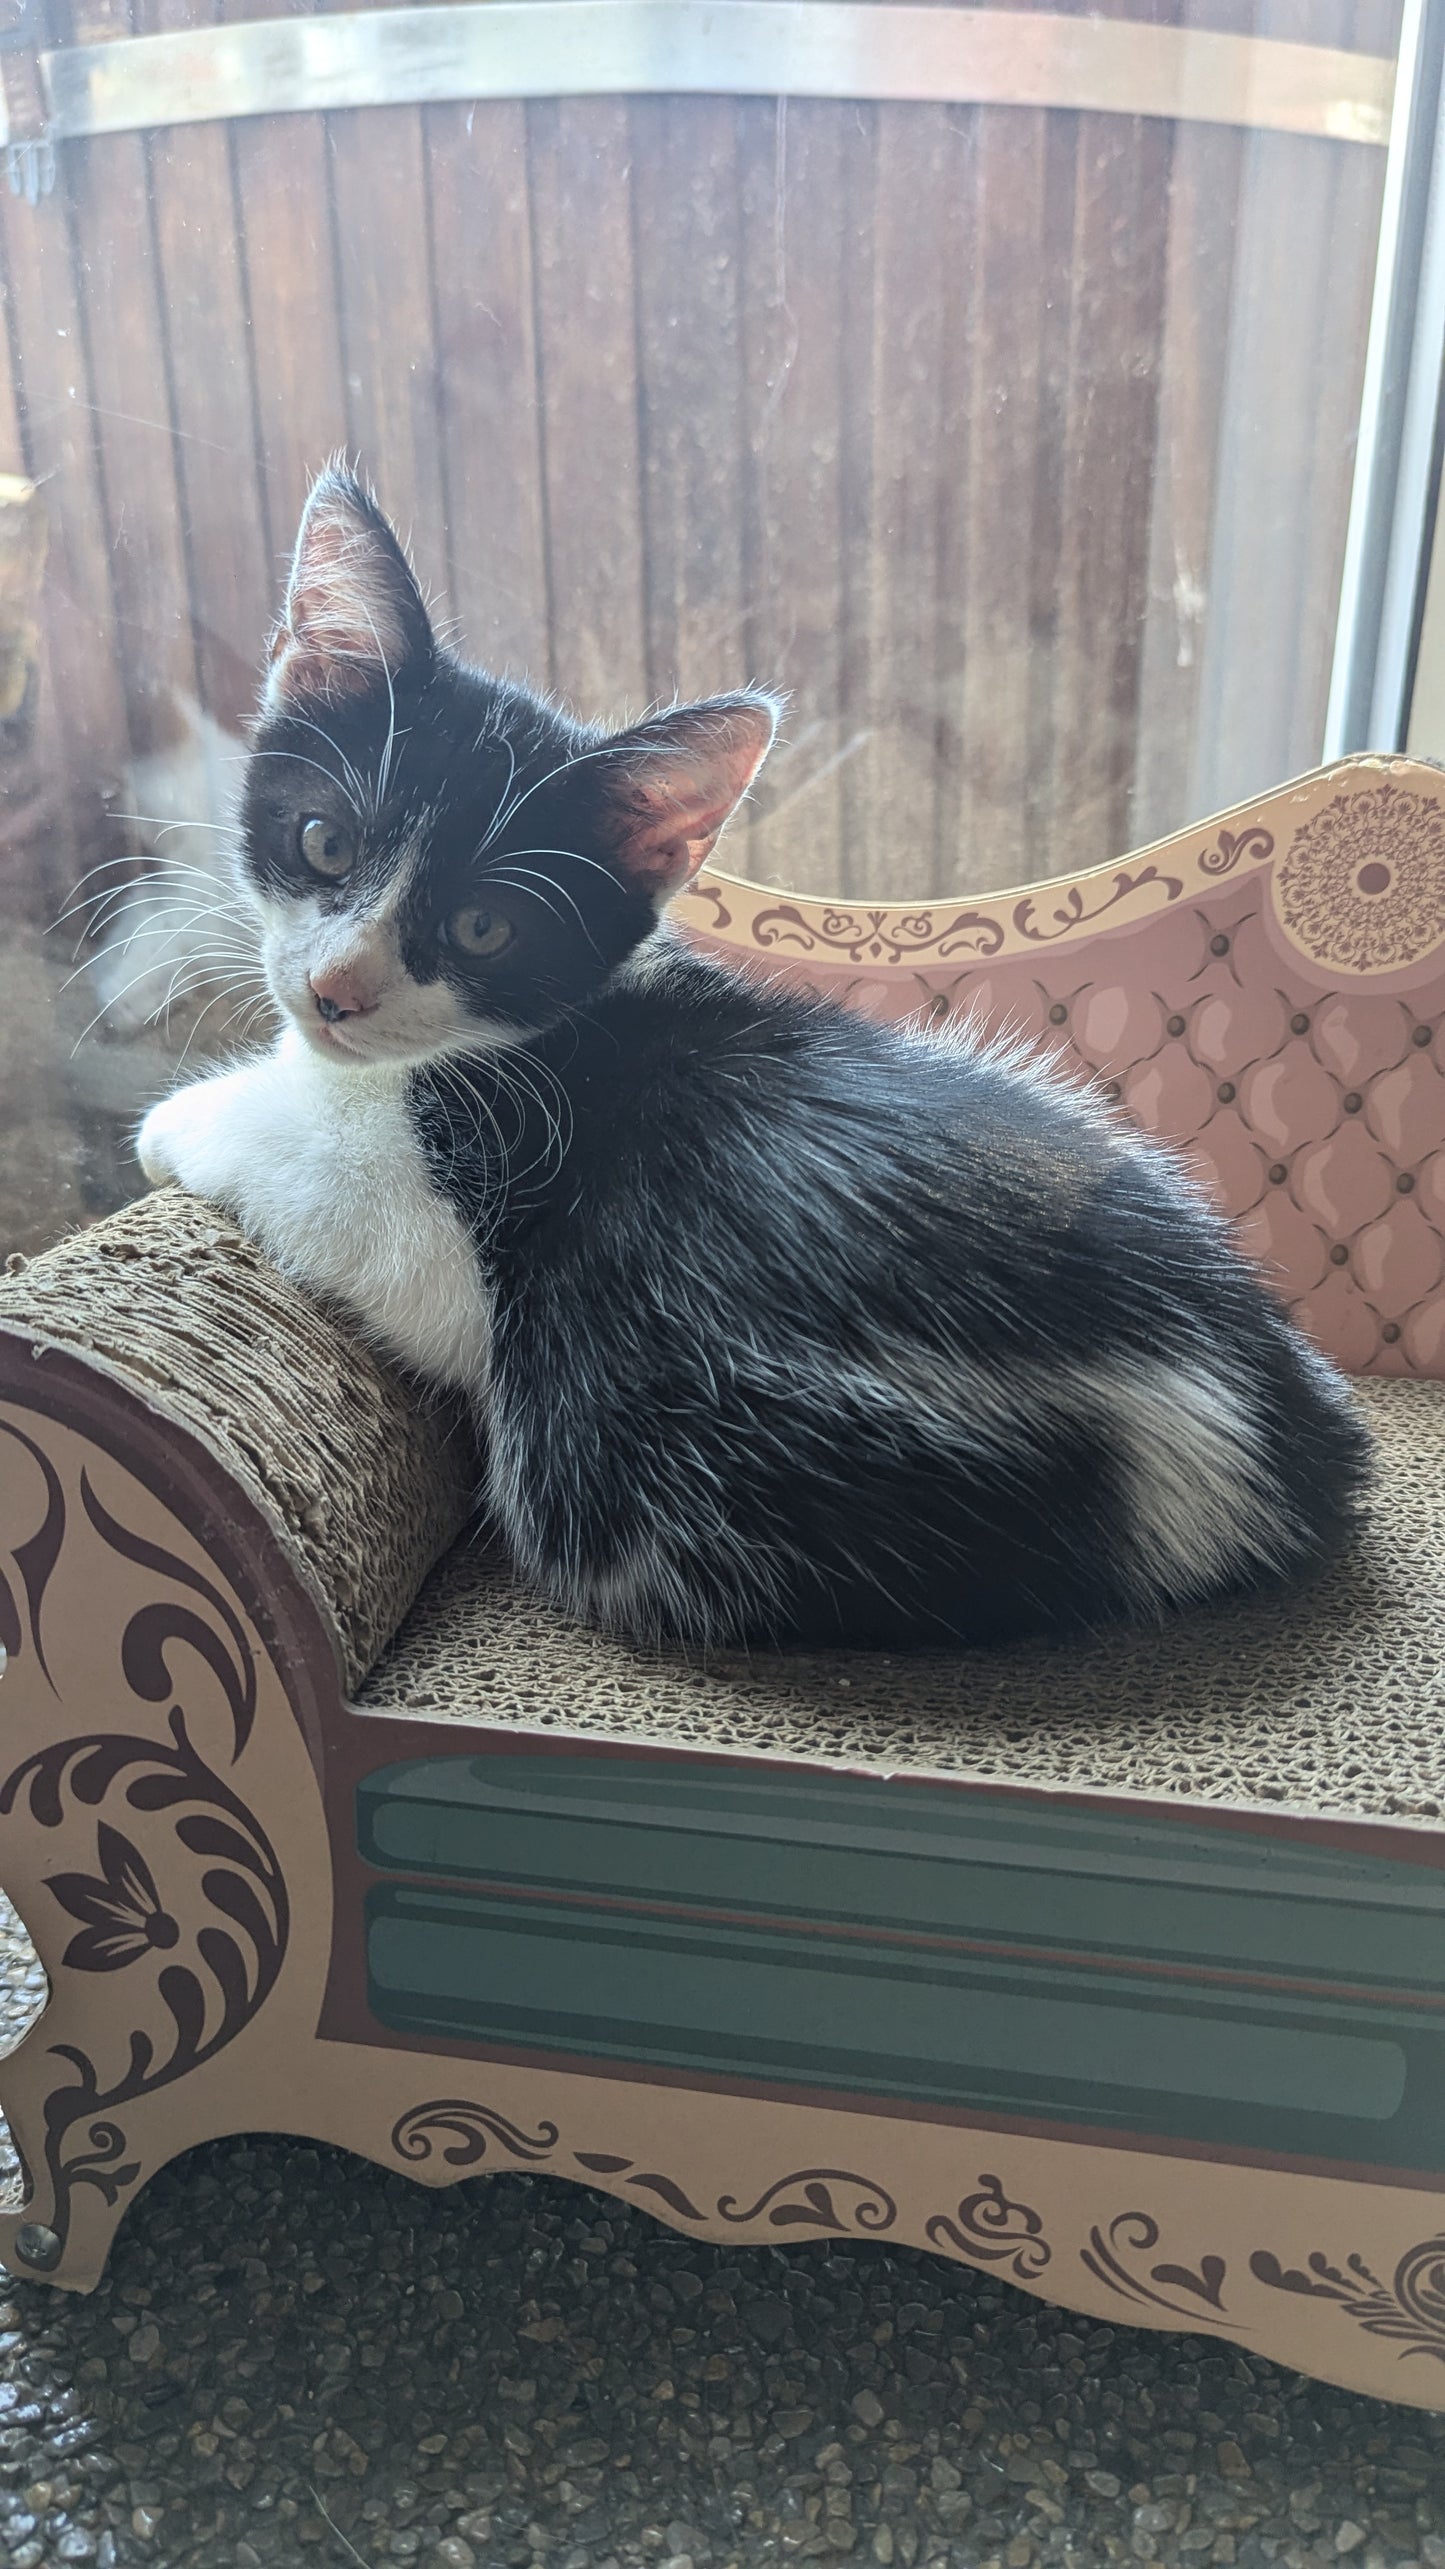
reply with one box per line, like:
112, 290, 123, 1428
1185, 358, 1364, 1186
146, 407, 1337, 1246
630, 96, 748, 711
51, 0, 199, 754
527, 97, 647, 719
138, 0, 273, 728
1128, 116, 1245, 848
856, 104, 956, 896
223, 0, 348, 567
0, 167, 129, 826
1286, 75, 1390, 763
1187, 0, 1394, 817
425, 99, 550, 685
1048, 100, 1174, 877
0, 265, 62, 883
943, 107, 1051, 895
327, 100, 448, 594
737, 97, 849, 893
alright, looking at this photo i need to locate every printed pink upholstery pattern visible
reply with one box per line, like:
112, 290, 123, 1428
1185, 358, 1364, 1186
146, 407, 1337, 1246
681, 763, 1445, 1377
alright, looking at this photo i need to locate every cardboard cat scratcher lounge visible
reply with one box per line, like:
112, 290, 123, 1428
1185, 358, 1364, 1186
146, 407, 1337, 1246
4, 752, 1445, 2409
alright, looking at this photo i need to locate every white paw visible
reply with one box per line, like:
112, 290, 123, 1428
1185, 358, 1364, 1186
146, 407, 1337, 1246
136, 1083, 229, 1194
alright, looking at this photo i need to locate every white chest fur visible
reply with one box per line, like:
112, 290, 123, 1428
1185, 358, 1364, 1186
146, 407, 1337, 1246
137, 1031, 494, 1391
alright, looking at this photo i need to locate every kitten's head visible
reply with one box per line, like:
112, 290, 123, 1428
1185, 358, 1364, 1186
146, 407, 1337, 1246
241, 469, 778, 1068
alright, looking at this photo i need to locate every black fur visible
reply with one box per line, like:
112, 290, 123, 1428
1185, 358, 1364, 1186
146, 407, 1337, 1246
243, 470, 1372, 1651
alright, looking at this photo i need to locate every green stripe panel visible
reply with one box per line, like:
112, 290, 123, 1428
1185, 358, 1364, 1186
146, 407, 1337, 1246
356, 1753, 1445, 1990
365, 1886, 1444, 2165
356, 1752, 1445, 2165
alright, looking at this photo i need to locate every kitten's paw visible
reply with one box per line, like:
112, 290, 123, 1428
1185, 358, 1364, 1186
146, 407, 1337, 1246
136, 1084, 226, 1193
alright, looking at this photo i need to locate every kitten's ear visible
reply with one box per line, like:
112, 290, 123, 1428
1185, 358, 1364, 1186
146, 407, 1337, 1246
601, 693, 781, 900
263, 468, 433, 713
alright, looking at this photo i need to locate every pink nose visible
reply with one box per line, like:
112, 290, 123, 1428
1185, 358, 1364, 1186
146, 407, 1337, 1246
308, 963, 377, 1022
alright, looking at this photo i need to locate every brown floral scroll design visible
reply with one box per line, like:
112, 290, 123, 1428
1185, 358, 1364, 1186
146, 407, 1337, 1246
717, 2169, 897, 2235
925, 2173, 1052, 2282
0, 1713, 288, 2259
1082, 2213, 1230, 2323
0, 1415, 67, 1696
680, 880, 735, 937
392, 2101, 561, 2171
78, 1470, 257, 1760
1012, 864, 1186, 947
1197, 824, 1274, 878
747, 905, 1008, 966
1250, 2238, 1445, 2370
573, 2152, 708, 2223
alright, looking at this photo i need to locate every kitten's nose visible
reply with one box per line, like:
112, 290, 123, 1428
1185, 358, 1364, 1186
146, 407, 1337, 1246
309, 963, 376, 1022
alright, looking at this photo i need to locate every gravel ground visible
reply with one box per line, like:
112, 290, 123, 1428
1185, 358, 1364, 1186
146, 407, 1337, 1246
3, 1905, 1445, 2569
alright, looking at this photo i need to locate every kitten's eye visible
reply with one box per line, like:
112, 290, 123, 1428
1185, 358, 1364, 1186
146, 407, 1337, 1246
447, 905, 515, 958
299, 815, 354, 879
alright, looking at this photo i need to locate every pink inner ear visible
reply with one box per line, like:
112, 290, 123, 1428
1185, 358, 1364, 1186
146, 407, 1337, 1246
613, 709, 776, 894
267, 485, 423, 707
628, 779, 743, 886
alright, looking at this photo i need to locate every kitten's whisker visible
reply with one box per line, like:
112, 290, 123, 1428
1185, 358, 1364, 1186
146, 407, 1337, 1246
78, 887, 256, 942
61, 924, 255, 996
250, 723, 367, 818
353, 595, 400, 809
475, 736, 517, 851
483, 871, 598, 954
505, 843, 626, 888
52, 856, 241, 932
108, 812, 236, 839
172, 973, 265, 1068
483, 731, 685, 850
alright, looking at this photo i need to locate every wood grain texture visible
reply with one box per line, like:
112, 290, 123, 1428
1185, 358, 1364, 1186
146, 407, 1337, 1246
1047, 100, 1174, 878
1188, 0, 1392, 820
0, 154, 128, 821
223, 0, 348, 569
855, 103, 957, 897
426, 98, 550, 687
327, 99, 447, 592
0, 0, 1405, 910
138, 0, 272, 729
738, 97, 850, 893
527, 97, 647, 720
631, 95, 748, 711
946, 106, 1048, 894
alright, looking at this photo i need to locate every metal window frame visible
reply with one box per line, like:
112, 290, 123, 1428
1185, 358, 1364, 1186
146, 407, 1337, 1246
2, 3, 1396, 149
1326, 0, 1445, 756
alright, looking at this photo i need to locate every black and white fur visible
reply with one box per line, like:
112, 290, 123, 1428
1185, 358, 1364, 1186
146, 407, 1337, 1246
139, 470, 1370, 1650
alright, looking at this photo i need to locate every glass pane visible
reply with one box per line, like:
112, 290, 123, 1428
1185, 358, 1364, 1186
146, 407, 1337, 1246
0, 0, 1405, 1256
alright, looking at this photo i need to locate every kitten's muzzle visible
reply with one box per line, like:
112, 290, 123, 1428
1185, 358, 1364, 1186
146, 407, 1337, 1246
308, 961, 377, 1023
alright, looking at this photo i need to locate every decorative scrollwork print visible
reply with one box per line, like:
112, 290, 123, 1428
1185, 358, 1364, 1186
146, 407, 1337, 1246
0, 1714, 287, 2258
1197, 824, 1274, 877
1250, 2237, 1445, 2369
717, 2168, 897, 2234
0, 1485, 284, 2265
0, 1414, 67, 1694
1012, 865, 1185, 947
1082, 2213, 1229, 2320
79, 1470, 257, 1757
391, 2101, 560, 2169
925, 2172, 1052, 2280
747, 905, 1007, 966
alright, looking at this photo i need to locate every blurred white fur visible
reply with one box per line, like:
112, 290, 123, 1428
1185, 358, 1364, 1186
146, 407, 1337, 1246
89, 695, 253, 1036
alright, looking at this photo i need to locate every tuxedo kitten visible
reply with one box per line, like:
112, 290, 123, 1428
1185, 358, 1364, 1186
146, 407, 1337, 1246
139, 470, 1369, 1649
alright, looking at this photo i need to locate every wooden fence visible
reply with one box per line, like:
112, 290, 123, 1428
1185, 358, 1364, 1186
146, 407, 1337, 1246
0, 0, 1399, 912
